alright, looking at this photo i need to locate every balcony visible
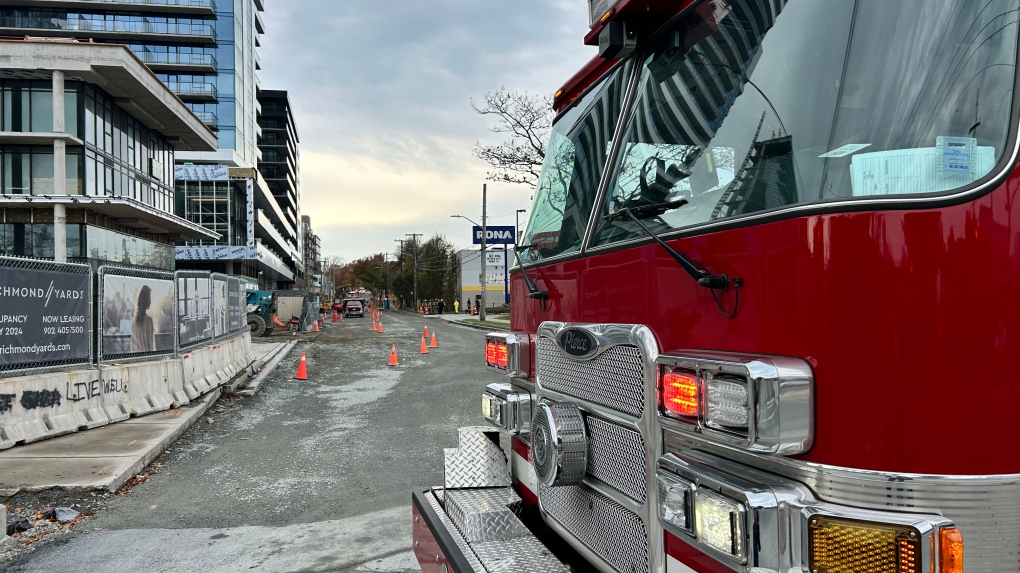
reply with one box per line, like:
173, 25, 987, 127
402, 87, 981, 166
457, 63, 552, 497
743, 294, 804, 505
188, 109, 218, 129
134, 50, 217, 73
6, 0, 216, 15
0, 14, 217, 43
167, 81, 217, 101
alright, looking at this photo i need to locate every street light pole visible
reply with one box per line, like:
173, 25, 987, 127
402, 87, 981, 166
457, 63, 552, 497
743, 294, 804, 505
516, 209, 527, 244
480, 184, 487, 322
406, 233, 422, 308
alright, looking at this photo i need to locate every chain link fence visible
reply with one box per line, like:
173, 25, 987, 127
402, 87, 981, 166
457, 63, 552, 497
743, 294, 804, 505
0, 255, 93, 376
176, 270, 214, 350
98, 265, 177, 364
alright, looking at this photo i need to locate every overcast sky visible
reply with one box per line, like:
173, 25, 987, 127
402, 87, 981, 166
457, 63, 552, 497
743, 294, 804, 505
257, 0, 595, 263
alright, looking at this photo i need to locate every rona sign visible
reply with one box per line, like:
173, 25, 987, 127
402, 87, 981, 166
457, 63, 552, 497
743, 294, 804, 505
472, 226, 516, 245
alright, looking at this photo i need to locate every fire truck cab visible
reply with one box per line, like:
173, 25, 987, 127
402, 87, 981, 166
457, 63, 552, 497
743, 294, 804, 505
412, 0, 1020, 572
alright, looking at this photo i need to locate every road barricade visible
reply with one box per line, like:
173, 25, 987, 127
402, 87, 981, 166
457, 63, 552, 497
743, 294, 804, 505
0, 368, 108, 448
0, 331, 255, 450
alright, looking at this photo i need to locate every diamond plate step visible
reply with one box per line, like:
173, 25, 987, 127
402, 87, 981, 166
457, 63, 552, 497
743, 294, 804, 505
446, 487, 529, 542
444, 426, 510, 489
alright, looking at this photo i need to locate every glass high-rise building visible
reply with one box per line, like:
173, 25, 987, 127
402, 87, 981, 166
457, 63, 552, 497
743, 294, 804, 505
0, 0, 302, 289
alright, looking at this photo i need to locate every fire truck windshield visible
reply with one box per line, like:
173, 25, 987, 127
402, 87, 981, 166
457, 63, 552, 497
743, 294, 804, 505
523, 0, 1020, 261
591, 0, 1020, 245
520, 61, 633, 264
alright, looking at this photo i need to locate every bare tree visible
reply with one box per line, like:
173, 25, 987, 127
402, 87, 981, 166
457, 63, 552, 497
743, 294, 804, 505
472, 88, 554, 188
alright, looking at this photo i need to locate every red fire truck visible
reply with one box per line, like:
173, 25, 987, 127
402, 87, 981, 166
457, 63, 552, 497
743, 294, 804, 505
412, 0, 1020, 571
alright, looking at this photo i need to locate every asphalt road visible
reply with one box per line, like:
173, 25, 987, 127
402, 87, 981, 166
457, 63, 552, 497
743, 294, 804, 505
4, 311, 501, 573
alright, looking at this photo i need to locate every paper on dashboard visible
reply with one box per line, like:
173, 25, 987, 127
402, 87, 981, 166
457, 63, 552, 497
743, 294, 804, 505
850, 143, 994, 196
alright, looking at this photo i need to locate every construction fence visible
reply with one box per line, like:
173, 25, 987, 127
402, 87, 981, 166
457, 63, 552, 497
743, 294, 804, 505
0, 256, 249, 376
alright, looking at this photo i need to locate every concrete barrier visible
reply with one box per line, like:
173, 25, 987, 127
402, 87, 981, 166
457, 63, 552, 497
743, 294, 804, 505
0, 369, 107, 448
0, 331, 254, 450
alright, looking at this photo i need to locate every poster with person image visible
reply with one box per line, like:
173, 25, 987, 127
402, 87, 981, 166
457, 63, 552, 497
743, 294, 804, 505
101, 272, 175, 358
212, 276, 228, 338
177, 274, 212, 347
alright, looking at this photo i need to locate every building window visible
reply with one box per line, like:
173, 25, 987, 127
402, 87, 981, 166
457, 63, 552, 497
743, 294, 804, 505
80, 85, 175, 213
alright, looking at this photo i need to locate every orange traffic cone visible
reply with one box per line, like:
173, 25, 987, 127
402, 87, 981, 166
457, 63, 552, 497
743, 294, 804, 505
430, 332, 438, 348
332, 310, 338, 323
423, 325, 429, 339
378, 321, 384, 333
371, 318, 378, 331
295, 352, 308, 380
420, 336, 429, 354
314, 321, 320, 332
388, 344, 399, 366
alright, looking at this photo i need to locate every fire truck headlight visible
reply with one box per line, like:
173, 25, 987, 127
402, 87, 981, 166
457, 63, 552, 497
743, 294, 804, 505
694, 489, 746, 562
705, 375, 749, 429
656, 472, 694, 531
482, 393, 502, 426
481, 383, 532, 435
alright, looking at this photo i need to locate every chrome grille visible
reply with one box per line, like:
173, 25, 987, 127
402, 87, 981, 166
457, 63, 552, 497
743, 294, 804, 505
537, 338, 645, 417
542, 484, 648, 573
586, 416, 646, 503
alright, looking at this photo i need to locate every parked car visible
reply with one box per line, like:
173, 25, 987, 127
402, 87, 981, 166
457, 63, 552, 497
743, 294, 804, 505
344, 300, 364, 318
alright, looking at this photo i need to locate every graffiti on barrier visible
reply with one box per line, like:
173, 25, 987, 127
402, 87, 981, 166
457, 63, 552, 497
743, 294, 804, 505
20, 389, 62, 410
0, 393, 13, 413
66, 379, 101, 402
103, 379, 128, 394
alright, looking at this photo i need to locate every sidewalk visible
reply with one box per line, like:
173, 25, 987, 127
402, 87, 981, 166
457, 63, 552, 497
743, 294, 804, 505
0, 341, 294, 497
412, 311, 512, 332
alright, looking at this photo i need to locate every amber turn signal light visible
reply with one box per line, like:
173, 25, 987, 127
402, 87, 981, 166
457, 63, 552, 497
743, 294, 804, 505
808, 516, 922, 573
940, 527, 964, 573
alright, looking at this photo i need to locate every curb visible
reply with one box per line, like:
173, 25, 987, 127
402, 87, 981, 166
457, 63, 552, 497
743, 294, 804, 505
102, 389, 222, 494
443, 320, 510, 333
393, 309, 510, 333
232, 340, 297, 397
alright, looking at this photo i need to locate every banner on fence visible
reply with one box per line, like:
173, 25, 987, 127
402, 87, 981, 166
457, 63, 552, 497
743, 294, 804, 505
227, 277, 244, 333
101, 271, 175, 359
212, 275, 228, 338
177, 273, 212, 347
0, 259, 91, 371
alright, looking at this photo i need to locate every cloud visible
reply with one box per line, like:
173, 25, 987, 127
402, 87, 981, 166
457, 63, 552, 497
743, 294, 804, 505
258, 0, 594, 260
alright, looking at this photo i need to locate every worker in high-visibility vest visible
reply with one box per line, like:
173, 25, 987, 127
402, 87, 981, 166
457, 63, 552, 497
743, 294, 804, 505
454, 300, 459, 314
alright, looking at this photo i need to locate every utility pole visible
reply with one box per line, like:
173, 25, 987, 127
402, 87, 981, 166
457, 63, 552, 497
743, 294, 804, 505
480, 184, 487, 322
406, 233, 422, 307
394, 239, 405, 306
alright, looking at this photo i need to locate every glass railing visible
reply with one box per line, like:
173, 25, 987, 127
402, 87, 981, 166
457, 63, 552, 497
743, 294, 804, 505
85, 225, 175, 271
167, 82, 217, 98
134, 51, 217, 69
188, 109, 218, 125
72, 0, 215, 9
5, 15, 221, 39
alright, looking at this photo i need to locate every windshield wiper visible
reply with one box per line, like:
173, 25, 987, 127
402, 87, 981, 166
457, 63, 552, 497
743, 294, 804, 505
603, 201, 735, 291
511, 245, 548, 301
605, 198, 689, 221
